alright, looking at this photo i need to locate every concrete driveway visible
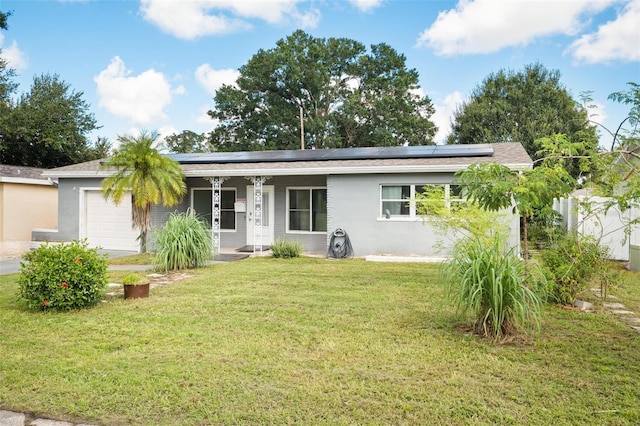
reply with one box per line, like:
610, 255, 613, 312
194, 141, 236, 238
0, 258, 22, 275
0, 242, 142, 275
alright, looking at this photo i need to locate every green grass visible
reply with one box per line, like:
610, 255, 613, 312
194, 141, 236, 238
1, 258, 639, 425
107, 253, 154, 265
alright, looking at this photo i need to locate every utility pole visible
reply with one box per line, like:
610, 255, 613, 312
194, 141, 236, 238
299, 105, 305, 150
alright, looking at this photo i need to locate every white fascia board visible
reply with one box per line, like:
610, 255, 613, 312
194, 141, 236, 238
41, 171, 109, 179
183, 162, 532, 177
0, 176, 55, 186
44, 162, 532, 179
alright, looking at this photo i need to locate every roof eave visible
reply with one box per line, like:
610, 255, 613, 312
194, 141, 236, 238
182, 162, 533, 177
43, 162, 533, 179
0, 176, 56, 186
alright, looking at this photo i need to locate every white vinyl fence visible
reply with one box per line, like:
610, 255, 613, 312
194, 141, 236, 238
553, 196, 640, 261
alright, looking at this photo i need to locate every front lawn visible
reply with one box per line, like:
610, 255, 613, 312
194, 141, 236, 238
1, 258, 639, 425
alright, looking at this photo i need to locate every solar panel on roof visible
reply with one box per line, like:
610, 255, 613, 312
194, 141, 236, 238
168, 144, 494, 164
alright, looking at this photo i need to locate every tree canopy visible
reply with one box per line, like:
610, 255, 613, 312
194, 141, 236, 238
164, 130, 207, 153
606, 82, 639, 150
208, 30, 436, 151
0, 10, 11, 30
0, 73, 103, 168
447, 63, 598, 164
0, 10, 17, 152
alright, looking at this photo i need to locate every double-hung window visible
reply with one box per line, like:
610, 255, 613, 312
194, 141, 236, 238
192, 188, 237, 230
288, 188, 327, 233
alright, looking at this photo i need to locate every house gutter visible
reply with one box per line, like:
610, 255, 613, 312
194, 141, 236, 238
0, 177, 57, 186
42, 162, 532, 179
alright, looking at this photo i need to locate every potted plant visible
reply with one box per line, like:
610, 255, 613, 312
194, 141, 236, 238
122, 273, 151, 299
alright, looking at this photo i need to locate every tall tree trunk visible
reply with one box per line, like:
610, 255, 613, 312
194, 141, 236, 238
140, 231, 147, 254
522, 215, 529, 261
131, 195, 152, 253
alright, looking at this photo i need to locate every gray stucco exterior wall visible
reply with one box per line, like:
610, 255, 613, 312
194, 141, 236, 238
33, 177, 104, 243
152, 175, 328, 254
327, 173, 520, 257
38, 167, 521, 258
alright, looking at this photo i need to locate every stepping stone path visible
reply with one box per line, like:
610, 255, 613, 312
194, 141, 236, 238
582, 287, 640, 333
0, 410, 97, 426
105, 272, 193, 297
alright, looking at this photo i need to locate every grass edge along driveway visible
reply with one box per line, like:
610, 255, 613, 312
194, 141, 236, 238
1, 257, 639, 425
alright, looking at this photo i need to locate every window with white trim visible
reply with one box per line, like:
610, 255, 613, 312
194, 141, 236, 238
380, 184, 465, 219
288, 188, 327, 232
192, 188, 237, 230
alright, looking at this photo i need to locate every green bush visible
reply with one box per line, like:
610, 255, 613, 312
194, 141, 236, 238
122, 273, 150, 285
152, 210, 213, 272
443, 234, 543, 339
528, 207, 563, 245
271, 239, 303, 258
18, 240, 108, 311
541, 232, 611, 304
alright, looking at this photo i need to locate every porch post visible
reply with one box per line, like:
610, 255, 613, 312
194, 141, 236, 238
247, 176, 270, 254
206, 176, 228, 255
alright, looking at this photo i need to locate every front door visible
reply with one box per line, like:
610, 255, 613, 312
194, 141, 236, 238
246, 185, 275, 248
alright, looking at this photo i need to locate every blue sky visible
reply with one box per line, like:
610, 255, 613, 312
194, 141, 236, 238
1, 0, 638, 148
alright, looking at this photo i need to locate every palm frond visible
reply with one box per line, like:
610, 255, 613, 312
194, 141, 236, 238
99, 130, 186, 252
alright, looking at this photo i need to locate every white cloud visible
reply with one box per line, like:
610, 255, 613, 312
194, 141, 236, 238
432, 91, 464, 144
173, 84, 186, 95
587, 101, 608, 126
568, 0, 640, 63
140, 0, 317, 40
196, 105, 220, 135
349, 0, 383, 13
0, 33, 28, 71
293, 8, 322, 28
417, 0, 616, 56
195, 64, 240, 95
158, 124, 178, 137
94, 56, 173, 125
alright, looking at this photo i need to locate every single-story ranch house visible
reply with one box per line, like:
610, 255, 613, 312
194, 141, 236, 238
36, 143, 532, 257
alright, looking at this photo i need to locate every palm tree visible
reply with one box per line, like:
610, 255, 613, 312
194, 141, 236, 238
101, 130, 186, 253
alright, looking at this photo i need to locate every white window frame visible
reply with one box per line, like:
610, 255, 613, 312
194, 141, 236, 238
379, 184, 464, 221
286, 186, 327, 234
191, 187, 237, 232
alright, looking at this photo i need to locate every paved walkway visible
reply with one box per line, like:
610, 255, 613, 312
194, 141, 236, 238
0, 241, 31, 261
0, 245, 143, 275
590, 287, 640, 333
0, 410, 97, 426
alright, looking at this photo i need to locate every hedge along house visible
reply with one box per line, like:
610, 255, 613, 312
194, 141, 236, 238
36, 142, 532, 257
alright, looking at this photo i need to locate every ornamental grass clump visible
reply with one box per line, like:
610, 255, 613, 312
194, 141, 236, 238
152, 210, 213, 272
443, 234, 543, 340
18, 240, 108, 311
271, 239, 304, 258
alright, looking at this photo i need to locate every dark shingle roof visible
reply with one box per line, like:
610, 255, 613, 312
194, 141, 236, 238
43, 143, 532, 178
0, 164, 49, 180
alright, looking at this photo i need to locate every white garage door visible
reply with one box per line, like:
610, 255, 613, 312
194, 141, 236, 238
83, 190, 140, 251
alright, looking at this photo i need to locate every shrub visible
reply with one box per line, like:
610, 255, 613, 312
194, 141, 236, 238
122, 273, 150, 285
18, 240, 108, 311
271, 239, 303, 258
152, 210, 213, 272
528, 207, 563, 245
442, 234, 543, 339
541, 232, 611, 304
